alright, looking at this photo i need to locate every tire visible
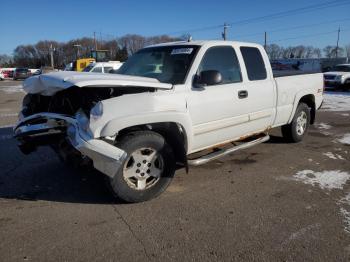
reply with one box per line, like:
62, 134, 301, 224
281, 103, 310, 143
343, 80, 350, 92
107, 131, 175, 203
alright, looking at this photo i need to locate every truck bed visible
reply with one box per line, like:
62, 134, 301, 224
273, 70, 321, 78
272, 72, 324, 127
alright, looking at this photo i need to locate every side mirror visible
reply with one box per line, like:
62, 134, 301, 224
194, 70, 222, 87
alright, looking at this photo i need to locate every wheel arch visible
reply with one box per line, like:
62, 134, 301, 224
289, 93, 316, 125
115, 122, 189, 172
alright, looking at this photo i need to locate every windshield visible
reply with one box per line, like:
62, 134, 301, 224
16, 68, 28, 73
82, 64, 95, 72
117, 45, 199, 84
333, 65, 350, 72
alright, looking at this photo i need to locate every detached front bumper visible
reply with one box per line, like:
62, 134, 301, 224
14, 112, 127, 178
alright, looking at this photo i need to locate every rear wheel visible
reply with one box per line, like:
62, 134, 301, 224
281, 103, 310, 143
107, 131, 175, 203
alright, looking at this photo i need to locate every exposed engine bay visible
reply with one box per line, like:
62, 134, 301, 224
15, 85, 155, 170
21, 86, 155, 118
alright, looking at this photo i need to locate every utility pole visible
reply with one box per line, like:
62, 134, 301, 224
264, 32, 267, 50
73, 44, 82, 59
335, 26, 340, 58
94, 32, 98, 50
49, 44, 54, 69
222, 23, 230, 41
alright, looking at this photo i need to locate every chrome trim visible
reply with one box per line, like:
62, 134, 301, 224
188, 135, 270, 166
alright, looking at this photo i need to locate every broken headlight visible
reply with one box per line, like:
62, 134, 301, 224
76, 110, 90, 131
90, 101, 103, 120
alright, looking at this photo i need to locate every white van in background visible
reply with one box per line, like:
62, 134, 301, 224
83, 61, 123, 73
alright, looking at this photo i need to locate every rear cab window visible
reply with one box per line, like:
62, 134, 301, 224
240, 47, 267, 81
92, 67, 102, 73
198, 46, 242, 84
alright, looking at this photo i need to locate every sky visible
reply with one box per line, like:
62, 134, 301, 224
1, 0, 350, 55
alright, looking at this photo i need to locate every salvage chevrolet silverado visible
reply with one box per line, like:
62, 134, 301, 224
14, 41, 324, 202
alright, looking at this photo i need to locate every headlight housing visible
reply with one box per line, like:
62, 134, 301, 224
90, 101, 104, 120
335, 75, 344, 81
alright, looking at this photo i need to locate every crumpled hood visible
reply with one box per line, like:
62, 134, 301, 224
23, 71, 173, 96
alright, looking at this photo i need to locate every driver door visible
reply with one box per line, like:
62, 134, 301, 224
187, 45, 251, 152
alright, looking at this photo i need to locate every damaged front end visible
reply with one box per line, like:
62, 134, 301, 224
13, 71, 172, 178
14, 111, 127, 178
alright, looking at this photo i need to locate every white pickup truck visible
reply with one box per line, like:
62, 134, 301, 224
14, 40, 323, 202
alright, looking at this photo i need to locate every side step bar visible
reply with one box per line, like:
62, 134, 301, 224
188, 135, 270, 166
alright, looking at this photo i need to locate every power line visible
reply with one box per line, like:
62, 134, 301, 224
271, 30, 338, 43
227, 0, 350, 26
166, 0, 350, 36
166, 24, 222, 36
269, 28, 350, 43
234, 17, 350, 39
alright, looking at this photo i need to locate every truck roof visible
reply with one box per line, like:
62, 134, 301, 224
146, 40, 262, 48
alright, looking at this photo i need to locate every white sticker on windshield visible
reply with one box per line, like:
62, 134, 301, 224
171, 48, 193, 55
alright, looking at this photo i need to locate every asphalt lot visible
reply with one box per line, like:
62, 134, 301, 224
0, 80, 350, 261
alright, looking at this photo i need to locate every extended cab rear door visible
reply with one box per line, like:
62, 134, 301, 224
237, 45, 276, 133
187, 44, 275, 153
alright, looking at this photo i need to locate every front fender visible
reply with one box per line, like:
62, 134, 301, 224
89, 92, 194, 152
101, 111, 193, 151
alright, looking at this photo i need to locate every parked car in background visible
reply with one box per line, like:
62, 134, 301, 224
8, 70, 14, 78
324, 64, 350, 90
30, 69, 42, 75
2, 69, 14, 78
0, 71, 4, 80
82, 61, 123, 73
13, 68, 31, 80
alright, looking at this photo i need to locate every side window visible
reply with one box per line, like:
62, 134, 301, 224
240, 47, 267, 81
198, 46, 242, 84
92, 67, 102, 73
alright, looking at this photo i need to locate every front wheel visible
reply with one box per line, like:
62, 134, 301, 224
281, 103, 310, 143
343, 79, 350, 91
107, 131, 175, 203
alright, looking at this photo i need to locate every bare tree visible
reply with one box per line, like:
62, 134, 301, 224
119, 34, 146, 55
323, 45, 345, 58
266, 44, 283, 59
293, 45, 306, 58
312, 48, 322, 58
0, 54, 13, 67
119, 34, 180, 55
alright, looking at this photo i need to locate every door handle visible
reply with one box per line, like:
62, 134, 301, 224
238, 90, 248, 99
